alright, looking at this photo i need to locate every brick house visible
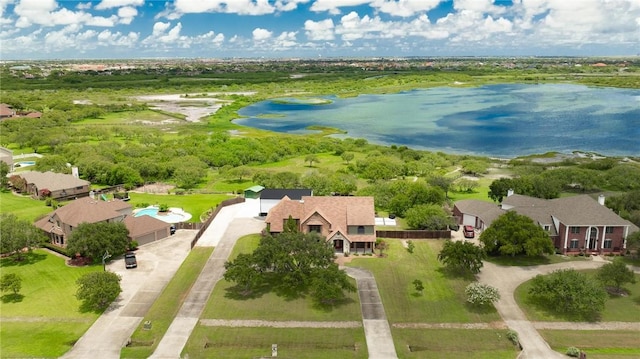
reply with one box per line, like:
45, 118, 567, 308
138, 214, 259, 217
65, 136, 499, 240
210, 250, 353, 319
453, 194, 637, 255
35, 197, 171, 248
265, 196, 376, 254
17, 171, 90, 200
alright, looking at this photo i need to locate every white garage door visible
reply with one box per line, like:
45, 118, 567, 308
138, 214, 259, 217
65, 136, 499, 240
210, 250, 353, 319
462, 214, 476, 226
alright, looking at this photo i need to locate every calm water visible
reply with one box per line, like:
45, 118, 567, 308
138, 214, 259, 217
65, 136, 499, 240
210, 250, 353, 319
235, 84, 640, 157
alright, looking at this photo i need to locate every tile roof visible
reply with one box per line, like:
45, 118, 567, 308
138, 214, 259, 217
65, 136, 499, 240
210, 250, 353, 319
265, 196, 375, 243
20, 171, 89, 192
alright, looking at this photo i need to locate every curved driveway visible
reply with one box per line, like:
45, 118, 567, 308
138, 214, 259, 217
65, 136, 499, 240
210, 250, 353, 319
478, 259, 608, 359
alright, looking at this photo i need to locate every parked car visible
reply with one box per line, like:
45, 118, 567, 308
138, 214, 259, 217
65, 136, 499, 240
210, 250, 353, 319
448, 223, 460, 231
124, 252, 137, 269
463, 225, 475, 239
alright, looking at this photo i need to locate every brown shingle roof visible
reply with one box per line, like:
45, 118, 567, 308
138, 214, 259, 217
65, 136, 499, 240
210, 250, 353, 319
454, 199, 504, 227
48, 197, 131, 227
20, 171, 89, 192
123, 215, 170, 238
549, 195, 632, 226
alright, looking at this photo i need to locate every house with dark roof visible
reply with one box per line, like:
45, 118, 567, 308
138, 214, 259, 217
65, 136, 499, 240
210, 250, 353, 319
259, 188, 313, 216
35, 197, 171, 248
454, 193, 637, 255
18, 171, 90, 200
265, 196, 375, 254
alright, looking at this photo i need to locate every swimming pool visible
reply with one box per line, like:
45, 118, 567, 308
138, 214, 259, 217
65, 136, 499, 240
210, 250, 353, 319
133, 206, 192, 224
15, 161, 36, 167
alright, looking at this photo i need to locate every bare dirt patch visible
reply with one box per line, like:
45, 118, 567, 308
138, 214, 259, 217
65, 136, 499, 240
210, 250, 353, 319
130, 183, 175, 194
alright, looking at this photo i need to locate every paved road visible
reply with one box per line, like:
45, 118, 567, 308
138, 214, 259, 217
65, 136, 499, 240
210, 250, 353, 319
478, 259, 608, 359
344, 267, 398, 359
150, 212, 265, 358
61, 230, 196, 359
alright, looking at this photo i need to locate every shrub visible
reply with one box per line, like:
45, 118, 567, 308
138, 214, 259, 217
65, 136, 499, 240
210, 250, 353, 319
465, 282, 500, 306
158, 203, 169, 212
407, 240, 415, 254
566, 346, 581, 357
128, 240, 139, 251
506, 330, 520, 347
45, 197, 52, 206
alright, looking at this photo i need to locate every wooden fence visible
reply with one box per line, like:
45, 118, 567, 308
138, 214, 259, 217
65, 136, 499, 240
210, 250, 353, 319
376, 230, 451, 239
190, 197, 246, 248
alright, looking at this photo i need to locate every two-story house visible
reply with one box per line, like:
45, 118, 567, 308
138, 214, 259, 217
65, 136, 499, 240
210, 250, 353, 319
265, 196, 376, 254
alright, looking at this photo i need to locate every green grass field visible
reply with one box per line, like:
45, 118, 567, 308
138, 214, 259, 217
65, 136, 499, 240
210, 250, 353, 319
514, 271, 640, 322
0, 191, 53, 222
121, 246, 214, 359
347, 239, 502, 324
392, 328, 519, 359
539, 330, 640, 359
127, 192, 234, 222
0, 250, 102, 358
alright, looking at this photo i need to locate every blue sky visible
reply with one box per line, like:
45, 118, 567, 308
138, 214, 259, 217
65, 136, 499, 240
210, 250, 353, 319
1, 0, 639, 60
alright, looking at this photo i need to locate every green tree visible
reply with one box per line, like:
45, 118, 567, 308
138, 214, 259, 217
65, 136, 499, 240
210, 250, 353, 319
596, 258, 636, 294
226, 166, 253, 182
304, 154, 319, 167
528, 269, 607, 320
438, 240, 486, 274
0, 161, 9, 189
625, 231, 640, 257
405, 204, 451, 230
341, 152, 354, 164
488, 178, 515, 203
310, 264, 355, 305
455, 177, 479, 193
1, 273, 22, 295
479, 211, 554, 257
66, 222, 130, 262
0, 213, 46, 260
223, 253, 261, 295
283, 215, 299, 233
465, 283, 500, 306
428, 176, 455, 199
375, 239, 389, 257
75, 271, 122, 311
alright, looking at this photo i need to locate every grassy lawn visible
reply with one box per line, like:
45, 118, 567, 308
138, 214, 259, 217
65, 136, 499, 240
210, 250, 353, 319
183, 327, 367, 359
120, 247, 214, 359
486, 254, 588, 266
126, 192, 234, 222
0, 191, 52, 222
347, 240, 502, 324
0, 250, 102, 358
201, 234, 361, 321
515, 271, 640, 322
392, 328, 519, 359
539, 330, 640, 358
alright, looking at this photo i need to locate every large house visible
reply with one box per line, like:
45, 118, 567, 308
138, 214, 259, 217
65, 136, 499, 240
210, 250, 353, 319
453, 193, 637, 255
265, 196, 376, 254
17, 171, 90, 200
35, 197, 171, 248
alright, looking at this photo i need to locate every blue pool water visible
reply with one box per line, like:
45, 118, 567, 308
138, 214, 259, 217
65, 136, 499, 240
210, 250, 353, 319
235, 84, 640, 157
134, 207, 189, 224
15, 161, 36, 167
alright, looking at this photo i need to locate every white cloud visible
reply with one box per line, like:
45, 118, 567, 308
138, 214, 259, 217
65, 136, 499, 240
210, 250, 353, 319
372, 0, 441, 17
311, 0, 371, 14
252, 27, 273, 41
13, 0, 120, 28
304, 18, 335, 40
173, 0, 276, 15
76, 2, 92, 10
118, 6, 138, 25
275, 0, 310, 12
95, 0, 144, 10
152, 21, 171, 35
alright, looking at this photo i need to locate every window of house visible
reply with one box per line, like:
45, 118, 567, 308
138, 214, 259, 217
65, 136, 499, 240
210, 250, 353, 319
605, 227, 614, 234
543, 225, 550, 231
604, 239, 613, 249
570, 239, 579, 249
308, 225, 321, 233
357, 226, 365, 234
570, 226, 580, 234
76, 186, 84, 190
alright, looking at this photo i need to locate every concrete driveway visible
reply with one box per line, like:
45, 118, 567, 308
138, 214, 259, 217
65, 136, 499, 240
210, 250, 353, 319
61, 230, 196, 359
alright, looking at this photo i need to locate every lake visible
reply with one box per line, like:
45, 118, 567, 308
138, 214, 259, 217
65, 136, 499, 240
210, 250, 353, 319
235, 84, 640, 157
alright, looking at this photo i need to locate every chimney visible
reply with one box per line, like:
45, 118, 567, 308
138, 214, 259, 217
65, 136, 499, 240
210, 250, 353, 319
89, 190, 95, 199
72, 166, 79, 179
598, 194, 605, 206
507, 189, 514, 197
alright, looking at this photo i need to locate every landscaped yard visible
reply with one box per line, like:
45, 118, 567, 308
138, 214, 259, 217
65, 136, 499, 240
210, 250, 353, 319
539, 330, 640, 359
127, 192, 234, 222
0, 191, 52, 222
346, 239, 502, 324
121, 246, 214, 359
0, 250, 102, 358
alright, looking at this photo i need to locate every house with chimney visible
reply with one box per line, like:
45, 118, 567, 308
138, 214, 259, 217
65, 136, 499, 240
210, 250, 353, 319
35, 196, 171, 248
265, 196, 376, 254
453, 193, 637, 255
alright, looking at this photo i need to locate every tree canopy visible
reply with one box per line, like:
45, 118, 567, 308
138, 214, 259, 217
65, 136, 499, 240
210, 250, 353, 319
66, 222, 130, 262
438, 240, 486, 274
528, 269, 607, 320
224, 232, 355, 306
75, 271, 122, 311
479, 211, 555, 257
405, 204, 451, 230
596, 258, 637, 294
0, 213, 46, 260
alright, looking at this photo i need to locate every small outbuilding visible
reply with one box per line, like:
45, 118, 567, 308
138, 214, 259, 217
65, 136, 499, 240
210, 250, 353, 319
243, 185, 265, 199
259, 188, 313, 216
